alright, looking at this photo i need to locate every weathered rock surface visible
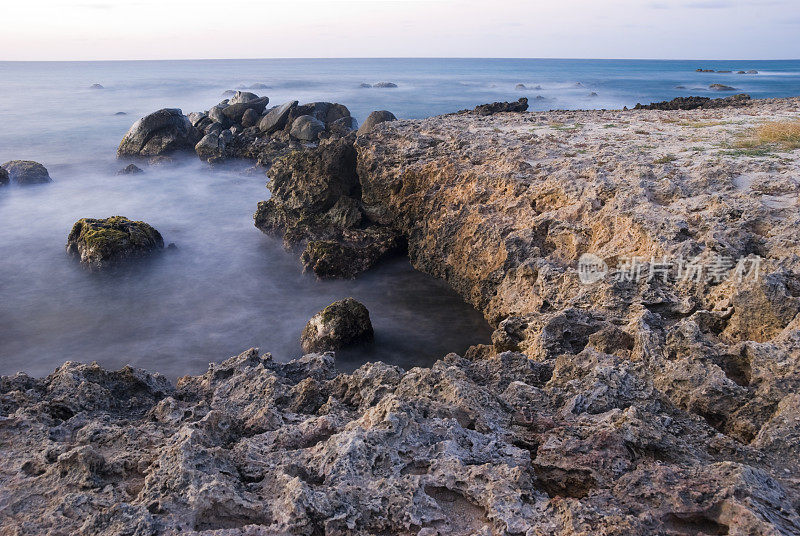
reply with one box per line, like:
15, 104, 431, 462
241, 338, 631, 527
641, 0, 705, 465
357, 110, 397, 134
300, 298, 374, 352
117, 108, 200, 157
1, 160, 52, 185
66, 216, 164, 270
5, 98, 800, 535
254, 134, 403, 278
258, 100, 298, 134
0, 167, 8, 186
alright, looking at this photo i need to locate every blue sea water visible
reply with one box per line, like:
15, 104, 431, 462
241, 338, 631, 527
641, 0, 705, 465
0, 58, 798, 378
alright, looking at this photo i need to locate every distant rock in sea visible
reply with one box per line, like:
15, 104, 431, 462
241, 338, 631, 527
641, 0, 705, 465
710, 83, 736, 91
114, 111, 127, 116
90, 83, 104, 89
359, 83, 372, 88
374, 82, 398, 88
747, 70, 759, 74
675, 85, 687, 89
515, 83, 527, 90
240, 83, 271, 89
696, 68, 715, 72
588, 92, 598, 97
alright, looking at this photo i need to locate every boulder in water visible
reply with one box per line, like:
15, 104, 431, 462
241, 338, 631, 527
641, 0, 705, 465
374, 82, 398, 88
1, 160, 52, 185
357, 110, 397, 134
710, 83, 736, 91
66, 216, 164, 271
222, 96, 270, 123
359, 83, 372, 88
90, 83, 104, 89
116, 164, 144, 175
258, 100, 298, 134
117, 108, 200, 157
290, 115, 326, 141
515, 83, 527, 90
300, 298, 374, 352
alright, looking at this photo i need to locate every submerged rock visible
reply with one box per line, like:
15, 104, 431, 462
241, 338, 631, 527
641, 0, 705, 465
357, 110, 397, 134
1, 160, 52, 185
66, 216, 164, 270
301, 298, 374, 352
117, 108, 200, 157
116, 163, 143, 175
710, 83, 736, 91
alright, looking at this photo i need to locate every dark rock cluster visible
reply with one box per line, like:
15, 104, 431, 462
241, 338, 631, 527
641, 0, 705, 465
634, 93, 751, 110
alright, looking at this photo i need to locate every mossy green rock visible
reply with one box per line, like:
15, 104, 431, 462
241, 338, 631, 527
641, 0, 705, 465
300, 298, 374, 352
66, 216, 164, 270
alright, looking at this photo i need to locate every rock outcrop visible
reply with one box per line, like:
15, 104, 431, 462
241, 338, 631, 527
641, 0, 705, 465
300, 298, 374, 352
634, 93, 751, 110
1, 160, 52, 185
116, 163, 143, 175
66, 216, 164, 270
0, 167, 9, 186
469, 97, 529, 116
254, 134, 403, 278
117, 108, 200, 157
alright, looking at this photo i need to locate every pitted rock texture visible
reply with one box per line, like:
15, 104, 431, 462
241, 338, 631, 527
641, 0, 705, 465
1, 348, 798, 535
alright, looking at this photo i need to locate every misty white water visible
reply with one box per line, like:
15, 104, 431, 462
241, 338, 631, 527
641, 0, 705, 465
3, 58, 800, 377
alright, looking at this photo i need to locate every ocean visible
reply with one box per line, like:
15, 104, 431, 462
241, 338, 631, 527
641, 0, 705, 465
1, 58, 798, 377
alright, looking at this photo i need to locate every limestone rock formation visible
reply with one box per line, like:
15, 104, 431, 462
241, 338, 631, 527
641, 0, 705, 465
117, 108, 200, 157
300, 298, 374, 352
66, 216, 164, 270
1, 160, 52, 185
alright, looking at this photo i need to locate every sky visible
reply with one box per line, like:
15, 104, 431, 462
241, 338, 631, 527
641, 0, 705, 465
2, 0, 798, 61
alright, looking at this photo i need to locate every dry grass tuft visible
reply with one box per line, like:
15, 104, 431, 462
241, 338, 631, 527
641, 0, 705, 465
737, 119, 800, 150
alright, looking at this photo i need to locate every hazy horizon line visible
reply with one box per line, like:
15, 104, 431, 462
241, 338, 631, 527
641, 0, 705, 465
2, 56, 799, 63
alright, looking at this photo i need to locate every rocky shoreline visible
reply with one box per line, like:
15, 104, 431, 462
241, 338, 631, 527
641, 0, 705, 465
2, 96, 800, 534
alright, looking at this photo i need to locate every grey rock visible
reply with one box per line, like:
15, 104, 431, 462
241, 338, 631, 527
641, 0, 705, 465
0, 167, 8, 187
240, 107, 260, 128
227, 91, 259, 105
116, 164, 143, 175
1, 160, 52, 185
710, 84, 736, 91
359, 82, 372, 88
357, 110, 397, 134
221, 96, 270, 123
208, 105, 230, 127
290, 115, 326, 141
90, 83, 104, 89
300, 298, 374, 352
258, 100, 298, 134
195, 133, 225, 160
329, 116, 358, 137
374, 82, 398, 88
117, 108, 200, 157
